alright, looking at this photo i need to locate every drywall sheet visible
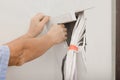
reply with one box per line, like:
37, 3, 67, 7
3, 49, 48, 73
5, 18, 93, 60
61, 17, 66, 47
0, 0, 112, 80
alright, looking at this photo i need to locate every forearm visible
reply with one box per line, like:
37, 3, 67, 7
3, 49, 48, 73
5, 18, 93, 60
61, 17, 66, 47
7, 34, 54, 66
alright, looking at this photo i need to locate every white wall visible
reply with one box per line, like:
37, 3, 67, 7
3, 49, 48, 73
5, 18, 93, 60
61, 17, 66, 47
85, 0, 112, 80
0, 0, 112, 80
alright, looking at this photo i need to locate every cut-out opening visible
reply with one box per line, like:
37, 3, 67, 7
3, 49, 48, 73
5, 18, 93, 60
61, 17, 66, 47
64, 12, 83, 46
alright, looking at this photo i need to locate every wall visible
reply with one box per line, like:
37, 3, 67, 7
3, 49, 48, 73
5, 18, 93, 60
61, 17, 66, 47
0, 0, 112, 80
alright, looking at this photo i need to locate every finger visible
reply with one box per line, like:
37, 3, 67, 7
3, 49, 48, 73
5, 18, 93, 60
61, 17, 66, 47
64, 32, 67, 37
61, 24, 65, 28
64, 36, 67, 40
62, 31, 67, 36
63, 28, 67, 32
40, 16, 50, 25
35, 13, 45, 21
59, 24, 65, 28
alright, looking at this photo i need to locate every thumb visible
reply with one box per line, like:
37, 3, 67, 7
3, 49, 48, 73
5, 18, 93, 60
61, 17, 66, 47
40, 16, 50, 26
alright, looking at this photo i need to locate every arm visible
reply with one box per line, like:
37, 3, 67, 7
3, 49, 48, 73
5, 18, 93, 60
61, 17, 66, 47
6, 14, 67, 66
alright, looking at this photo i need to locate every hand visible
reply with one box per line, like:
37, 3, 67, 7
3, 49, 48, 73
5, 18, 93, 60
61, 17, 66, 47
27, 13, 50, 37
47, 24, 67, 44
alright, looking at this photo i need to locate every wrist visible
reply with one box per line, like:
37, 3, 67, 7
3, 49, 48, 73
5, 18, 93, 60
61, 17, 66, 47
24, 33, 35, 38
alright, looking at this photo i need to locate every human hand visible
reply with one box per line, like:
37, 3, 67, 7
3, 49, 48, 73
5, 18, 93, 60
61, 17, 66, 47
27, 13, 49, 37
47, 24, 67, 44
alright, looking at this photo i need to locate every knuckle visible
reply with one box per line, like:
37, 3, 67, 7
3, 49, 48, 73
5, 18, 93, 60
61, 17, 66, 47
65, 28, 67, 31
45, 17, 49, 21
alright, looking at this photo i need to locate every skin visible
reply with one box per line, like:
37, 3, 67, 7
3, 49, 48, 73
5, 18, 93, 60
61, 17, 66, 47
6, 13, 67, 66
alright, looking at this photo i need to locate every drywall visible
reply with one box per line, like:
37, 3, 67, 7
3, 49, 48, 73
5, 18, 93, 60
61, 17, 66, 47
0, 0, 112, 80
